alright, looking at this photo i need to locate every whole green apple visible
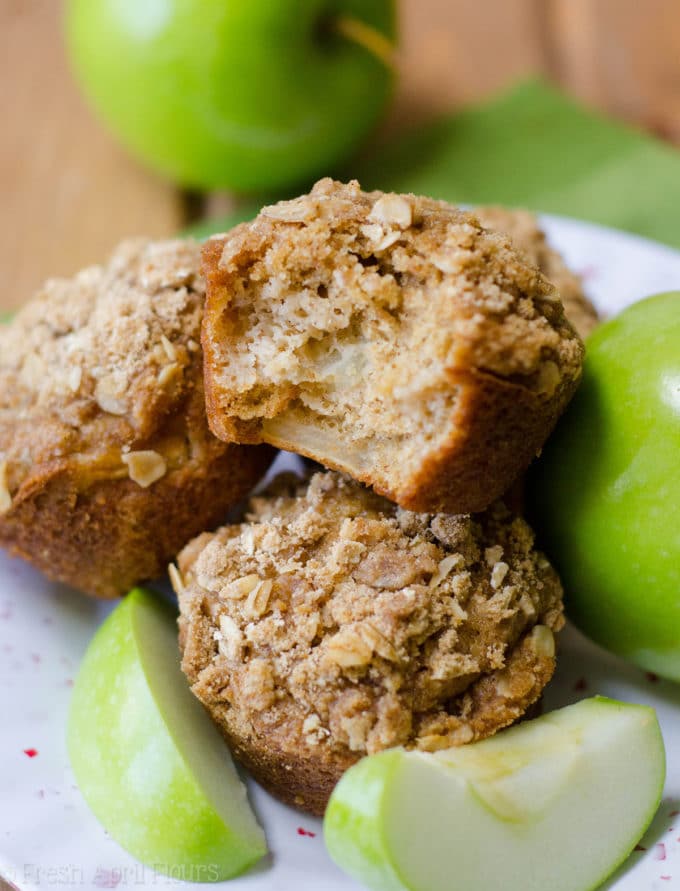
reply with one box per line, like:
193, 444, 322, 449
325, 698, 665, 891
65, 0, 396, 191
68, 588, 266, 880
528, 292, 680, 680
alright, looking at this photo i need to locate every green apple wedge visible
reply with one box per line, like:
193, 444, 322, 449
325, 698, 665, 891
68, 588, 266, 881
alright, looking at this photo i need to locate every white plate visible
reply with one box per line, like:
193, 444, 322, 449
2, 216, 680, 891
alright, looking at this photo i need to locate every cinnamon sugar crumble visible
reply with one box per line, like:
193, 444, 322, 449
475, 206, 599, 339
179, 471, 564, 762
0, 238, 204, 491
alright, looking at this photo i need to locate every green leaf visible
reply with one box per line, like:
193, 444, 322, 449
354, 79, 680, 249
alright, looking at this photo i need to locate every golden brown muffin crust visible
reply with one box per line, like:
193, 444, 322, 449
177, 471, 564, 815
201, 179, 584, 514
0, 239, 272, 597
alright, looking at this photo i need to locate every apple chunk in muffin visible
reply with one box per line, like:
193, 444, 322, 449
201, 179, 584, 514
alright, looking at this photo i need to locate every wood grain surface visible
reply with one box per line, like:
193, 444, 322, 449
2, 0, 679, 311
1, 0, 187, 311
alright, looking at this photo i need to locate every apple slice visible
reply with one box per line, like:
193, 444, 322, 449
68, 588, 266, 881
325, 698, 665, 891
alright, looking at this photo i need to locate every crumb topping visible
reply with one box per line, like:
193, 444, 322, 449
475, 206, 599, 339
204, 179, 584, 417
0, 239, 205, 499
179, 471, 564, 759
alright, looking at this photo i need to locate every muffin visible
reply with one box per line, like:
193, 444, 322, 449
201, 179, 584, 515
0, 239, 273, 598
177, 471, 564, 816
475, 206, 599, 339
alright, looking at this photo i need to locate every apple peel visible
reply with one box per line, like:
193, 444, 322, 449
68, 588, 266, 882
324, 697, 666, 891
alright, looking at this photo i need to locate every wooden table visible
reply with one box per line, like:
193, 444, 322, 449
2, 0, 680, 313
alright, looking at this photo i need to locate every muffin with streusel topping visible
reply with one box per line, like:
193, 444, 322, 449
177, 471, 564, 815
0, 239, 272, 598
201, 179, 584, 515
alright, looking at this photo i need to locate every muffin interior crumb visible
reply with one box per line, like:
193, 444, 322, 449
202, 179, 583, 495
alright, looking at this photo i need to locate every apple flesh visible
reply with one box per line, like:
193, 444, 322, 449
68, 588, 266, 881
65, 0, 396, 191
324, 698, 665, 891
528, 292, 680, 680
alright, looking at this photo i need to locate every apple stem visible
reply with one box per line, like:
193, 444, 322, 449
331, 16, 396, 70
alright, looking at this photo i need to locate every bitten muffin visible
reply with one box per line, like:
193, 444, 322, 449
475, 206, 599, 339
0, 239, 273, 598
201, 179, 584, 515
177, 471, 564, 816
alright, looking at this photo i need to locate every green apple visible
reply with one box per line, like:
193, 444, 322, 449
325, 697, 665, 891
65, 0, 396, 192
528, 292, 680, 680
68, 588, 266, 881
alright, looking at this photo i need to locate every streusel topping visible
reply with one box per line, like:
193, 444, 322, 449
204, 179, 583, 412
475, 206, 599, 339
178, 472, 564, 756
0, 238, 204, 497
